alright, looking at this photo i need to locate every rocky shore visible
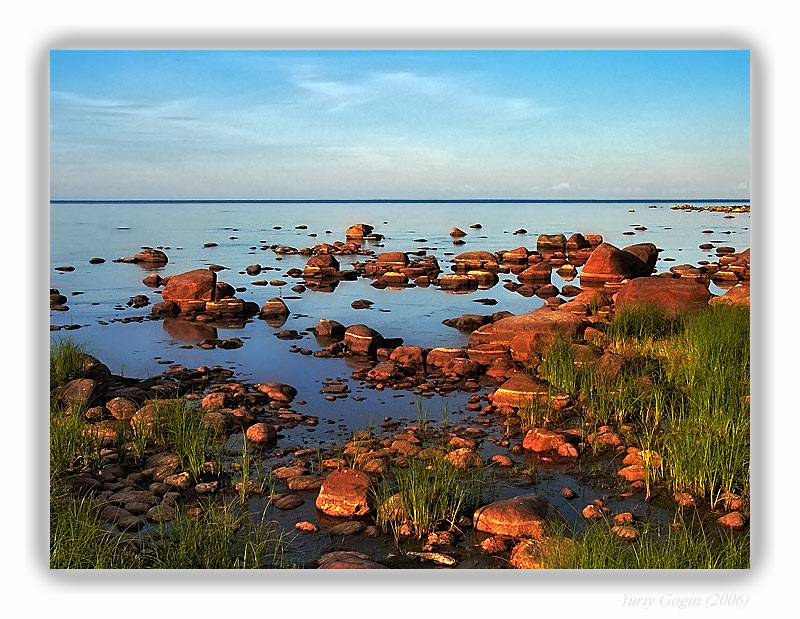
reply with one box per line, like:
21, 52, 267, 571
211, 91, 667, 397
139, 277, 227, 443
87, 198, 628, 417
50, 219, 750, 569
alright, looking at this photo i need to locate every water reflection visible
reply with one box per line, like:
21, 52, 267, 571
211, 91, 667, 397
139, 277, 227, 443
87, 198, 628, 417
162, 318, 218, 343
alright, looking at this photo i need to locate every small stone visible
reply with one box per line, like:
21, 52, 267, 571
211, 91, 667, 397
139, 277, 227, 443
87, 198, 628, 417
717, 511, 747, 531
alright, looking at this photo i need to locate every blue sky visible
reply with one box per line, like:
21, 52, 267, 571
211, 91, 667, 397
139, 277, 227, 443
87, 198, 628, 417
50, 50, 750, 200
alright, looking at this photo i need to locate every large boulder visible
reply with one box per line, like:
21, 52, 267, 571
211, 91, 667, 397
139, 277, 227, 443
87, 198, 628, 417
537, 234, 566, 253
344, 324, 385, 357
580, 243, 651, 286
710, 284, 750, 307
469, 308, 584, 363
345, 223, 374, 239
473, 494, 555, 538
316, 469, 372, 517
259, 297, 290, 317
375, 252, 409, 270
614, 277, 711, 316
161, 269, 217, 307
304, 254, 339, 277
623, 242, 659, 274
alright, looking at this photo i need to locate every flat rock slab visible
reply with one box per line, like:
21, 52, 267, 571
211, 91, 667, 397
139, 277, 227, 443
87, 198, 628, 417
473, 494, 555, 538
614, 276, 711, 316
491, 373, 552, 409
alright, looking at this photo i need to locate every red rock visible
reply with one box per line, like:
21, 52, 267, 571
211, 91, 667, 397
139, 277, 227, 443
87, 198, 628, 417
132, 248, 168, 264
537, 234, 566, 253
717, 511, 747, 531
480, 536, 508, 553
345, 223, 374, 239
303, 253, 339, 277
450, 227, 467, 237
582, 503, 610, 519
260, 297, 289, 317
105, 397, 138, 421
201, 392, 229, 410
316, 469, 372, 517
510, 537, 576, 569
453, 251, 499, 270
473, 494, 554, 538
517, 262, 552, 283
615, 276, 711, 316
618, 465, 646, 482
622, 242, 658, 273
161, 269, 217, 307
389, 345, 426, 371
256, 382, 297, 403
491, 374, 552, 409
375, 251, 409, 269
439, 273, 478, 292
314, 318, 346, 340
344, 324, 385, 356
522, 428, 570, 453
710, 284, 750, 307
295, 521, 319, 533
491, 455, 514, 467
469, 308, 584, 363
611, 525, 638, 541
246, 422, 277, 447
566, 233, 591, 251
580, 242, 651, 285
426, 347, 467, 370
444, 448, 482, 469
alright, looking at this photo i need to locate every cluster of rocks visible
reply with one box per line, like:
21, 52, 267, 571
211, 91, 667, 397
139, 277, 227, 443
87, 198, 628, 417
671, 203, 750, 213
114, 248, 169, 267
148, 268, 260, 325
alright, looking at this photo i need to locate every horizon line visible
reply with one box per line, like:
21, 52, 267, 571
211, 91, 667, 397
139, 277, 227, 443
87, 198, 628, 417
50, 198, 751, 205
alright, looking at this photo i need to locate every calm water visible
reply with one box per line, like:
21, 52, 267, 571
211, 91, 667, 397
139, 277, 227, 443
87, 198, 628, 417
49, 200, 750, 433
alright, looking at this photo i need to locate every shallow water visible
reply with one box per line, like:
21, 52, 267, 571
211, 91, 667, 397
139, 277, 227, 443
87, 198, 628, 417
51, 200, 749, 565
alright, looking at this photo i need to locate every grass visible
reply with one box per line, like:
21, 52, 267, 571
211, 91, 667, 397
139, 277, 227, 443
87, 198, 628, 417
534, 304, 749, 506
50, 403, 103, 476
374, 455, 487, 541
50, 482, 287, 569
150, 399, 222, 479
546, 513, 749, 569
50, 337, 88, 391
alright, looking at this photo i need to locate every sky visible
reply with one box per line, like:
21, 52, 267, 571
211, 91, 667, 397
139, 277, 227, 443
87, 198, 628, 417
49, 50, 750, 200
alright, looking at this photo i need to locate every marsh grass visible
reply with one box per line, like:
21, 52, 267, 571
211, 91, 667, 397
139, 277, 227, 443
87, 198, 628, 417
150, 399, 221, 479
50, 482, 287, 569
374, 456, 487, 541
549, 513, 749, 569
535, 304, 749, 504
50, 404, 103, 476
50, 337, 88, 391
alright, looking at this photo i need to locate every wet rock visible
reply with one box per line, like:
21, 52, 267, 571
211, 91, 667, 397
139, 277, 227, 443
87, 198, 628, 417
426, 347, 467, 371
105, 397, 138, 421
161, 269, 217, 310
317, 551, 386, 569
260, 297, 290, 318
491, 374, 551, 409
89, 257, 105, 264
328, 520, 366, 535
566, 233, 592, 251
444, 448, 482, 469
58, 378, 101, 408
717, 511, 747, 531
407, 551, 457, 566
517, 262, 552, 283
522, 428, 577, 456
345, 223, 374, 239
615, 277, 710, 316
618, 465, 646, 482
389, 345, 426, 371
480, 536, 508, 553
303, 254, 339, 277
367, 361, 403, 382
710, 284, 750, 307
560, 487, 577, 500
351, 299, 374, 309
580, 242, 652, 285
246, 264, 262, 275
314, 318, 346, 340
274, 494, 304, 510
344, 324, 386, 357
142, 273, 163, 288
473, 494, 555, 538
510, 537, 576, 569
55, 265, 75, 272
316, 469, 372, 517
375, 251, 409, 270
246, 422, 277, 447
443, 313, 491, 332
450, 227, 467, 237
453, 251, 498, 271
491, 454, 514, 467
582, 503, 610, 519
439, 273, 479, 293
537, 234, 566, 253
256, 382, 297, 403
295, 521, 319, 533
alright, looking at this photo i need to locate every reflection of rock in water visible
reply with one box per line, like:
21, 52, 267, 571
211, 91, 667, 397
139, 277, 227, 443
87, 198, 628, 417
261, 313, 289, 328
304, 277, 339, 293
163, 318, 218, 343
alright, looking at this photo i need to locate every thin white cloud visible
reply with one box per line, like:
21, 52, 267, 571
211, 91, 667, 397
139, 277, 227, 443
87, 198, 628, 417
552, 182, 571, 191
